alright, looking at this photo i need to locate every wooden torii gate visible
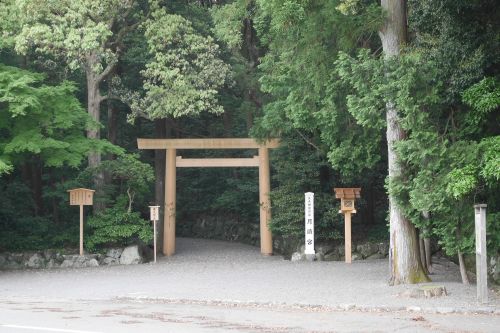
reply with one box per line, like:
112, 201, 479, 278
137, 138, 280, 256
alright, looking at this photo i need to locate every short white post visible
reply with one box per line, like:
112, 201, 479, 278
149, 205, 160, 263
79, 204, 84, 256
305, 192, 315, 261
474, 204, 488, 303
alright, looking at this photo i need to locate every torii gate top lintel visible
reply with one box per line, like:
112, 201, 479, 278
137, 138, 280, 150
137, 137, 279, 257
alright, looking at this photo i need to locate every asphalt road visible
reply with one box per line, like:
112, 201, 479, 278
0, 297, 499, 333
0, 238, 499, 332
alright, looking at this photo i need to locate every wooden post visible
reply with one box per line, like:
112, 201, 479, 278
153, 220, 157, 263
164, 149, 176, 256
68, 188, 94, 256
334, 188, 361, 264
149, 205, 160, 263
345, 211, 352, 264
259, 147, 273, 255
79, 204, 83, 256
475, 204, 488, 303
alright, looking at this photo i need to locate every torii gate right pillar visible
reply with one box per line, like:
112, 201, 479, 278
164, 148, 176, 256
259, 147, 273, 255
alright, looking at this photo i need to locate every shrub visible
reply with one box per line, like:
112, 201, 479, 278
85, 206, 153, 252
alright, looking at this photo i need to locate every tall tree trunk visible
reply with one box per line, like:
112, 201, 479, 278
21, 162, 33, 211
455, 221, 469, 284
32, 157, 43, 216
379, 0, 429, 285
86, 66, 105, 213
424, 237, 432, 273
418, 231, 430, 275
422, 211, 432, 273
366, 184, 375, 225
103, 103, 118, 189
242, 17, 261, 134
22, 159, 43, 215
223, 110, 232, 137
107, 106, 118, 147
457, 250, 470, 285
419, 232, 427, 271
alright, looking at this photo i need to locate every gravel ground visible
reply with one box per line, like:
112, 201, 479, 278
0, 238, 498, 313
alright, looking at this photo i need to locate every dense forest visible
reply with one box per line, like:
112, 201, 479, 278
0, 0, 498, 285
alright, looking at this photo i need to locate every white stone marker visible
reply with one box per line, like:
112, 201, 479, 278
149, 205, 160, 263
305, 192, 315, 260
474, 204, 488, 303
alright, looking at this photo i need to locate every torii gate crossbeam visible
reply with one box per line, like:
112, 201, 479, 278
137, 138, 280, 256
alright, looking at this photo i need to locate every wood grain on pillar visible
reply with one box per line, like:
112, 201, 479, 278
259, 147, 273, 255
164, 149, 176, 256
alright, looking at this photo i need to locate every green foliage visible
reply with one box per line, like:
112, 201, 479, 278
85, 205, 153, 251
251, 0, 385, 180
0, 0, 498, 261
432, 205, 474, 256
0, 180, 80, 251
210, 0, 248, 50
269, 135, 342, 241
0, 0, 20, 50
338, 48, 499, 257
14, 0, 143, 72
335, 0, 500, 260
79, 153, 154, 211
462, 78, 500, 127
0, 64, 119, 174
0, 216, 79, 251
130, 6, 232, 120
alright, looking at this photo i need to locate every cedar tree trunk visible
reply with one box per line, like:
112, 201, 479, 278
379, 0, 429, 284
86, 54, 105, 213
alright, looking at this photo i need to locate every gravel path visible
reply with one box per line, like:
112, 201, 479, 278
1, 238, 498, 313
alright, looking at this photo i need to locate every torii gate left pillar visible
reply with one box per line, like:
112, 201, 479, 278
138, 138, 279, 257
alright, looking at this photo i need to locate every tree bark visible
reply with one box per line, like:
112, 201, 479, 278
424, 237, 432, 273
242, 17, 261, 133
107, 106, 118, 146
422, 211, 432, 273
31, 157, 43, 216
103, 100, 118, 187
86, 58, 105, 213
457, 250, 470, 285
379, 0, 429, 285
419, 232, 427, 271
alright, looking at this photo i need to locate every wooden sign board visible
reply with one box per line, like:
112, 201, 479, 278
67, 188, 95, 256
149, 205, 160, 263
68, 188, 95, 206
341, 198, 355, 212
149, 205, 160, 221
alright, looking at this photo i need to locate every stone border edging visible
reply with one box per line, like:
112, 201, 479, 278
112, 296, 500, 316
0, 244, 148, 270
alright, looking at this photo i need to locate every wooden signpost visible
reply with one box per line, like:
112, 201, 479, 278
474, 204, 488, 303
68, 188, 95, 256
334, 188, 361, 264
149, 205, 160, 263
